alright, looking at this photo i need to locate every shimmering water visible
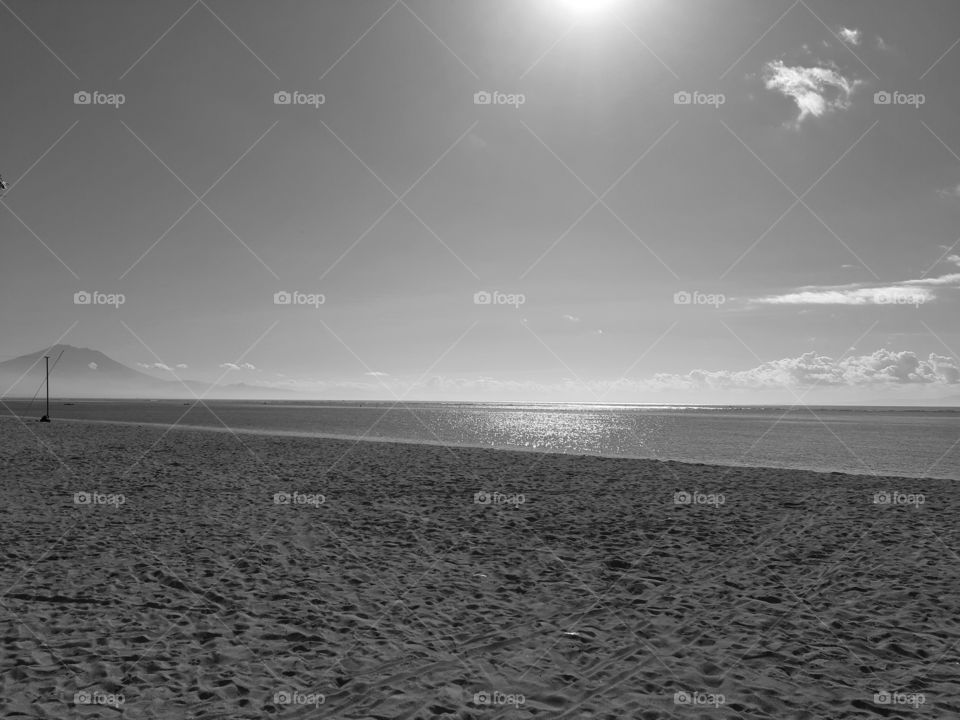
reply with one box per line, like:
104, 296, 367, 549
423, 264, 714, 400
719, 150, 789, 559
3, 401, 958, 479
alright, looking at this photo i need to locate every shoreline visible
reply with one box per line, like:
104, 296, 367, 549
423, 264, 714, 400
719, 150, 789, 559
1, 413, 954, 482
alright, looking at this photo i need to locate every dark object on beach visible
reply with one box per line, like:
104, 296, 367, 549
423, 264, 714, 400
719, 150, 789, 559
39, 355, 52, 421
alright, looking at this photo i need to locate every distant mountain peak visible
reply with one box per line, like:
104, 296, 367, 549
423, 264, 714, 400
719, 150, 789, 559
0, 345, 295, 399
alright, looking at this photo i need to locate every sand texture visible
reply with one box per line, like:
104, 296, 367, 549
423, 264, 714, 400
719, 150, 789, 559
1, 415, 959, 718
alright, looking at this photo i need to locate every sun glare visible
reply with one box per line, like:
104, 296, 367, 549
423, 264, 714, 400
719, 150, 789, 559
559, 0, 623, 16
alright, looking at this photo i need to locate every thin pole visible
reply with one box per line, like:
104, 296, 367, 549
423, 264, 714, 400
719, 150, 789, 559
39, 355, 51, 422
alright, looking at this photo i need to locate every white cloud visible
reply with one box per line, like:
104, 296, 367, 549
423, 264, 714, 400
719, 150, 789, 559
649, 350, 960, 389
88, 362, 97, 370
938, 183, 960, 199
561, 314, 581, 323
948, 255, 960, 266
219, 361, 256, 371
175, 363, 188, 369
138, 361, 175, 371
838, 27, 861, 45
365, 371, 389, 377
753, 286, 934, 306
763, 60, 859, 126
750, 270, 960, 306
876, 36, 892, 52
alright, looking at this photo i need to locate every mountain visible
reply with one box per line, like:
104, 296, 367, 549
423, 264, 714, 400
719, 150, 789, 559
0, 345, 295, 399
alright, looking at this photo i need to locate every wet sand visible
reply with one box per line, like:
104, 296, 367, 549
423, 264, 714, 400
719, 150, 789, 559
1, 415, 958, 718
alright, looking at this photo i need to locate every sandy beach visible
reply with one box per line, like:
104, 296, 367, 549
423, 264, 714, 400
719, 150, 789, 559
1, 415, 958, 719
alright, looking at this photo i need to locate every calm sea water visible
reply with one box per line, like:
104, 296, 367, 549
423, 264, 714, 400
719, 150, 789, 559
3, 400, 958, 479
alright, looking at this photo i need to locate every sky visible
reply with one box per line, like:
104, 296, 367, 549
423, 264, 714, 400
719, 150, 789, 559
2, 0, 960, 403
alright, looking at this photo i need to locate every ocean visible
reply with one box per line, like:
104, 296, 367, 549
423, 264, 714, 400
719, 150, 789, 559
3, 400, 957, 479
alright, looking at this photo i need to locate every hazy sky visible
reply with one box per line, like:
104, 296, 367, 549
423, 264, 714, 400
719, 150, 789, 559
2, 0, 960, 403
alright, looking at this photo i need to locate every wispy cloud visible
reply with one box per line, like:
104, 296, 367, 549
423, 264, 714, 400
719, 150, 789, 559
838, 27, 862, 46
763, 59, 859, 126
219, 362, 256, 371
750, 269, 960, 307
138, 361, 173, 371
938, 183, 960, 199
365, 371, 389, 377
